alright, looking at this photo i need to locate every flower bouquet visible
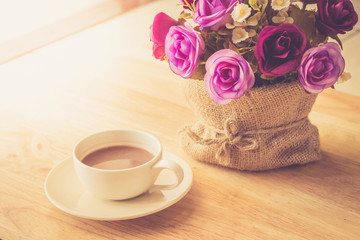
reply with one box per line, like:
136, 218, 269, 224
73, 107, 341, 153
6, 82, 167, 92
150, 0, 358, 171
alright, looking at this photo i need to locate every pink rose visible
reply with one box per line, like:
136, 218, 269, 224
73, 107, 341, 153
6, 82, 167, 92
150, 12, 177, 59
165, 23, 205, 78
193, 0, 238, 30
205, 49, 255, 104
298, 42, 345, 94
254, 24, 307, 77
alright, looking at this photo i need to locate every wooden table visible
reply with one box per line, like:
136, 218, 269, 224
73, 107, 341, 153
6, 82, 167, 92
1, 0, 359, 239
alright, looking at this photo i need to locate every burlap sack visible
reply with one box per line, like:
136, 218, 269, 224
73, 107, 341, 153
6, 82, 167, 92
179, 79, 321, 171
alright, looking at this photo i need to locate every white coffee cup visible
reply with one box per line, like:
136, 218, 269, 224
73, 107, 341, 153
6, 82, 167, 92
73, 129, 184, 200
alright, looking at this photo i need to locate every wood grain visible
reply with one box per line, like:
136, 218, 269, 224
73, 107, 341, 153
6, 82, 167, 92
0, 0, 154, 65
0, 0, 359, 239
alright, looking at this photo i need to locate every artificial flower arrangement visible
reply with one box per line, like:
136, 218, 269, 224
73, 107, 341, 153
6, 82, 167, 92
149, 0, 358, 171
150, 0, 358, 104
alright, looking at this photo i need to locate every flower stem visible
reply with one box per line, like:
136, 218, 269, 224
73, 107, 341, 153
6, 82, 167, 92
238, 47, 254, 55
183, 0, 195, 13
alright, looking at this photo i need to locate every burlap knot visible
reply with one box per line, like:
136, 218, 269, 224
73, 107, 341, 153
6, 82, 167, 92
184, 118, 258, 159
183, 117, 308, 160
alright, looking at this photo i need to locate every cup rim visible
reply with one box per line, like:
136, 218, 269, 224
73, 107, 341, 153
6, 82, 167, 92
73, 129, 162, 172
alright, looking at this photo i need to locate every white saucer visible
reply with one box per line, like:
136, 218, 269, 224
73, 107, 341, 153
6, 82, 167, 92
44, 152, 193, 220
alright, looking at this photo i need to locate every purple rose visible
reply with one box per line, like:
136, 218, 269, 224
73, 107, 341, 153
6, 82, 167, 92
150, 12, 178, 59
254, 23, 307, 77
316, 0, 358, 36
204, 49, 255, 104
165, 22, 205, 79
193, 0, 238, 30
298, 42, 345, 94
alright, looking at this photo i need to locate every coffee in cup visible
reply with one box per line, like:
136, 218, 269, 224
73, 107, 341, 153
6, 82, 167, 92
73, 129, 184, 200
81, 145, 154, 170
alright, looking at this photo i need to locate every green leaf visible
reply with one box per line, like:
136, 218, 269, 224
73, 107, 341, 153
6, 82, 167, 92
260, 74, 276, 80
311, 30, 327, 47
190, 64, 206, 80
204, 30, 226, 52
178, 11, 192, 19
249, 0, 260, 11
290, 5, 316, 41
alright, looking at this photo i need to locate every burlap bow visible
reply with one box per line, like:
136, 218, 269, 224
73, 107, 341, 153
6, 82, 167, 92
182, 117, 307, 160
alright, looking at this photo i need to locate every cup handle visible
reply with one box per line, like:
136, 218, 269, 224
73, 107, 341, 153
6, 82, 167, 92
148, 159, 184, 193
